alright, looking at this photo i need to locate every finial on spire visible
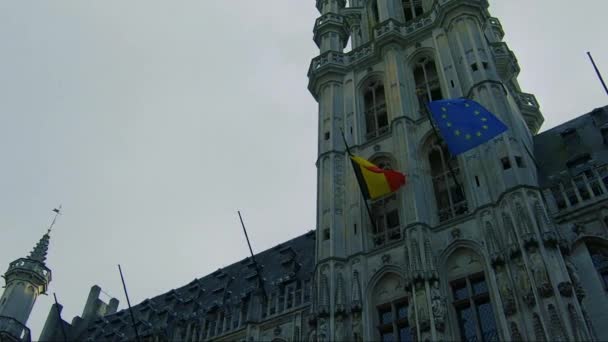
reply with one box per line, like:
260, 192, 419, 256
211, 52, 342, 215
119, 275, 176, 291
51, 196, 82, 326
48, 205, 62, 234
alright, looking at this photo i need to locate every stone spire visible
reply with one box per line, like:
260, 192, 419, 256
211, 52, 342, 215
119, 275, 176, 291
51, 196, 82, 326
28, 230, 51, 263
0, 207, 59, 340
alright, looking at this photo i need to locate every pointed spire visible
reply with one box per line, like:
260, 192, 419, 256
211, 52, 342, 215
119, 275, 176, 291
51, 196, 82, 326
27, 206, 61, 264
28, 231, 51, 263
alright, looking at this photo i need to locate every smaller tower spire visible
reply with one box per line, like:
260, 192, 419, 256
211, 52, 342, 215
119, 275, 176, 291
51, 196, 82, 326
27, 206, 61, 264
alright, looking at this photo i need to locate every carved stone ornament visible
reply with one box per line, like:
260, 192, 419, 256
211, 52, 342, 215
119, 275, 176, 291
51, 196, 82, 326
430, 280, 446, 332
415, 283, 430, 332
451, 228, 461, 240
317, 318, 328, 342
514, 256, 535, 307
529, 246, 553, 297
571, 222, 586, 236
558, 281, 573, 297
485, 221, 504, 266
533, 313, 547, 342
502, 212, 521, 257
411, 238, 424, 281
351, 270, 363, 312
334, 315, 346, 342
510, 322, 523, 341
565, 258, 585, 301
516, 202, 538, 248
495, 263, 517, 316
335, 272, 347, 316
274, 326, 282, 336
318, 274, 330, 316
403, 244, 411, 285
548, 304, 568, 341
424, 238, 438, 280
568, 303, 589, 342
382, 253, 391, 264
352, 311, 363, 342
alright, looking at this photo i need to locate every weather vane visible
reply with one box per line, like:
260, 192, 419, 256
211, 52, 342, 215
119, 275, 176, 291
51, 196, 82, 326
48, 205, 62, 233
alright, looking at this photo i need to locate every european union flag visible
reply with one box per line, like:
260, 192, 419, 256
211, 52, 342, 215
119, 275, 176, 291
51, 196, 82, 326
428, 98, 508, 156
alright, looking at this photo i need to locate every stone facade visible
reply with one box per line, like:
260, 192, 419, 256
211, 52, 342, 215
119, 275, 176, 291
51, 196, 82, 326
2, 1, 607, 341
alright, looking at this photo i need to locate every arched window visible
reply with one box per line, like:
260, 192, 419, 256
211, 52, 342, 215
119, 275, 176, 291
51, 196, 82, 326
363, 79, 389, 140
371, 157, 401, 247
447, 248, 498, 342
372, 273, 413, 341
429, 141, 467, 222
414, 56, 443, 108
402, 0, 423, 23
589, 244, 608, 290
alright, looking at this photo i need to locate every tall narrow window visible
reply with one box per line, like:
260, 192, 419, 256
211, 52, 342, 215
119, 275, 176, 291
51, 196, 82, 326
402, 0, 423, 23
589, 245, 608, 290
377, 298, 413, 341
414, 57, 443, 109
370, 157, 401, 246
370, 0, 380, 26
451, 274, 498, 342
429, 142, 467, 222
364, 80, 389, 140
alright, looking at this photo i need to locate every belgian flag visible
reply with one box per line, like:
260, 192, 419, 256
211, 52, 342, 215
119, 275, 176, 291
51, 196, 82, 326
350, 155, 406, 200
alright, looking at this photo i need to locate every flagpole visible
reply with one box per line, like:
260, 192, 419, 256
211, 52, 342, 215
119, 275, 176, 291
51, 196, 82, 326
339, 129, 380, 235
237, 211, 267, 300
423, 103, 465, 194
118, 264, 141, 342
587, 51, 608, 96
53, 293, 68, 342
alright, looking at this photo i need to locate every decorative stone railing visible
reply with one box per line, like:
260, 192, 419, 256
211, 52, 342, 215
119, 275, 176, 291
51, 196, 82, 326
7, 258, 52, 285
0, 316, 31, 342
314, 13, 345, 29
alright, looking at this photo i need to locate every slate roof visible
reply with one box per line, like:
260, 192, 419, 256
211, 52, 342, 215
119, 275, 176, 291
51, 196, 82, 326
77, 230, 316, 340
534, 105, 608, 187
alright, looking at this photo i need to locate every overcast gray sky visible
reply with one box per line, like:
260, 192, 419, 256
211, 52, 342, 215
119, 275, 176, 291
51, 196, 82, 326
0, 0, 606, 338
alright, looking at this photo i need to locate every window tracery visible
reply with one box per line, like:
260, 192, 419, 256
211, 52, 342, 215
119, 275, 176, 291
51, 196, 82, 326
402, 0, 423, 23
414, 56, 443, 109
428, 141, 467, 222
363, 79, 389, 140
370, 157, 401, 247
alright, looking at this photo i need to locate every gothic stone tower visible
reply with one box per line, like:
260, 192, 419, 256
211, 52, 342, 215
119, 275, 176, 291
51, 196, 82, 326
0, 231, 52, 342
308, 0, 593, 341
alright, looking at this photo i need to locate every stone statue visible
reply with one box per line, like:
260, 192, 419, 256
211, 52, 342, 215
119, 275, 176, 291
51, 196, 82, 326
565, 258, 585, 300
317, 318, 328, 342
495, 263, 516, 316
415, 283, 430, 331
307, 328, 317, 342
529, 246, 552, 296
334, 315, 345, 342
430, 280, 446, 332
514, 256, 535, 306
352, 311, 363, 342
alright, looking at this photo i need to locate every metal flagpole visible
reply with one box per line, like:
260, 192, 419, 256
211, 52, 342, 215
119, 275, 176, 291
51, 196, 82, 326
339, 129, 380, 235
237, 211, 267, 300
118, 264, 141, 342
587, 51, 608, 96
423, 103, 465, 194
53, 293, 68, 342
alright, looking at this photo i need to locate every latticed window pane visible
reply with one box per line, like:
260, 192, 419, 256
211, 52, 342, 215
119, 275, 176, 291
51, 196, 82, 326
471, 278, 488, 296
457, 306, 477, 341
381, 332, 395, 342
379, 306, 393, 325
477, 301, 497, 335
364, 81, 388, 140
396, 302, 408, 320
429, 143, 467, 222
452, 282, 468, 301
399, 326, 413, 342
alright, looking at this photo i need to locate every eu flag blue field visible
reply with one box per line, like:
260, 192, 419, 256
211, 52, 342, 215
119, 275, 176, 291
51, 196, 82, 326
428, 99, 508, 156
